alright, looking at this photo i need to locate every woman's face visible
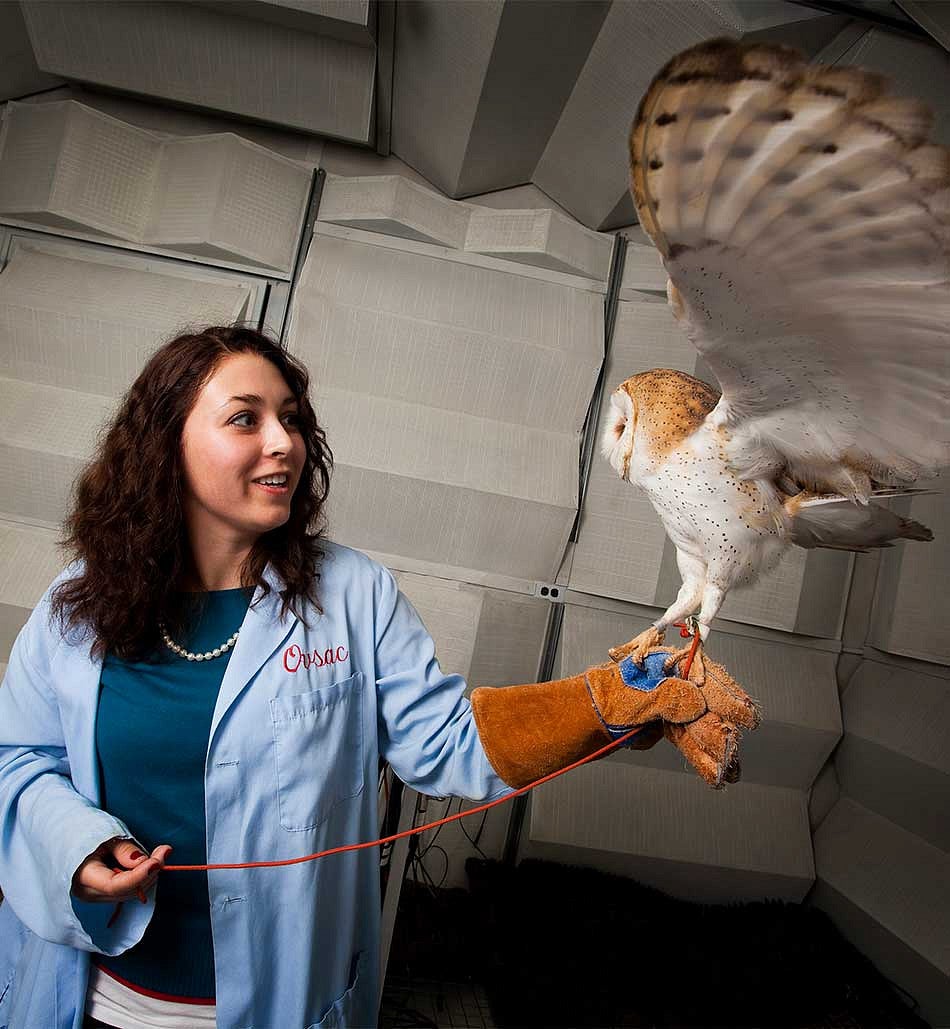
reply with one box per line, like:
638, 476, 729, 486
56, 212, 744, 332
180, 352, 307, 549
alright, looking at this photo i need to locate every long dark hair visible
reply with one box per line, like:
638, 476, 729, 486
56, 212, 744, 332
50, 325, 333, 662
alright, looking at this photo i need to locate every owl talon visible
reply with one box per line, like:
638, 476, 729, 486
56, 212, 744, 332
609, 626, 666, 664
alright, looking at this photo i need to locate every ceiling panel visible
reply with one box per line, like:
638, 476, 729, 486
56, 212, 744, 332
535, 0, 851, 230
20, 0, 376, 143
0, 1, 64, 102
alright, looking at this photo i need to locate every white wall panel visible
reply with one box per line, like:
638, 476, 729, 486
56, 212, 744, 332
319, 175, 471, 248
836, 658, 950, 850
808, 760, 840, 831
319, 174, 612, 280
619, 241, 666, 294
0, 377, 112, 527
391, 571, 548, 696
467, 588, 549, 690
0, 520, 64, 660
22, 87, 324, 166
870, 489, 950, 665
0, 101, 71, 223
394, 572, 483, 683
327, 464, 574, 584
0, 240, 254, 397
0, 101, 311, 274
813, 798, 950, 1026
321, 393, 576, 509
526, 761, 814, 903
465, 184, 574, 219
296, 232, 601, 429
464, 207, 611, 281
289, 227, 602, 584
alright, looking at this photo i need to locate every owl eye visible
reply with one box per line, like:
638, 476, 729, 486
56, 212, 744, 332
613, 417, 627, 439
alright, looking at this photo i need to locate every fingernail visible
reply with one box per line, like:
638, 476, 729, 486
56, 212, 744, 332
130, 850, 144, 860
107, 902, 124, 928
137, 888, 148, 904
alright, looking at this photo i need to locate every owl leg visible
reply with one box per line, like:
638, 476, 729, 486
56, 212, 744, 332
657, 550, 708, 631
696, 581, 726, 641
608, 551, 706, 663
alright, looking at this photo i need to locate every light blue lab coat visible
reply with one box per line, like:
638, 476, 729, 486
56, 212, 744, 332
0, 542, 509, 1028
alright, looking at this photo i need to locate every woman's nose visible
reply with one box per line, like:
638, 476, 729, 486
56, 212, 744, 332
264, 417, 293, 454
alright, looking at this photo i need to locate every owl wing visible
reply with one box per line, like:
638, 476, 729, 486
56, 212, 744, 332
630, 38, 950, 497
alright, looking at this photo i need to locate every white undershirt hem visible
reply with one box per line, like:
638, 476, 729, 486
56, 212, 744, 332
86, 964, 218, 1028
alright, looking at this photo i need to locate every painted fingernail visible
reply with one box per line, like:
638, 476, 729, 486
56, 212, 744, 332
107, 902, 124, 928
137, 888, 148, 904
130, 850, 144, 860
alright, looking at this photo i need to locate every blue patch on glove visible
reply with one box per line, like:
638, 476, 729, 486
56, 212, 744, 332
594, 651, 670, 744
618, 650, 669, 691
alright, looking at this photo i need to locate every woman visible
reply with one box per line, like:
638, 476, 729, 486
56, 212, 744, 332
0, 325, 755, 1029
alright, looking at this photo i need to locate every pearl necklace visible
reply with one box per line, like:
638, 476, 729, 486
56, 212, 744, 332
160, 623, 240, 662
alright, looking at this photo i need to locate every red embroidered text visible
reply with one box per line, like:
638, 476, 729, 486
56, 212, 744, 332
283, 644, 350, 673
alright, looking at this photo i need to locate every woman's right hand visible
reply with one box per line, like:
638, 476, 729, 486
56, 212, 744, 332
71, 837, 173, 903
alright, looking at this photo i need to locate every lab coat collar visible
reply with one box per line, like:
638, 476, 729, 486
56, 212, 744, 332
209, 560, 300, 742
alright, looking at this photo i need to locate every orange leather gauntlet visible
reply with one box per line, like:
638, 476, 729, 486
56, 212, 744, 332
470, 646, 759, 790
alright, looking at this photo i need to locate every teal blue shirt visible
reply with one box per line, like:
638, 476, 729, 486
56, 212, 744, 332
94, 587, 253, 999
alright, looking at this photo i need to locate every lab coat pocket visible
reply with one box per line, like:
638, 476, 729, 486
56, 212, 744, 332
307, 951, 363, 1029
270, 672, 364, 832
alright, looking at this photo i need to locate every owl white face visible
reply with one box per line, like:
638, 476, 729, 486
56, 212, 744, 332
601, 387, 635, 481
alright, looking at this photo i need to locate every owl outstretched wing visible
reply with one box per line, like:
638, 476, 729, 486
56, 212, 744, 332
629, 38, 950, 499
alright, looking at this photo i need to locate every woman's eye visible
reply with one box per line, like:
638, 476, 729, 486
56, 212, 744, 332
230, 412, 301, 428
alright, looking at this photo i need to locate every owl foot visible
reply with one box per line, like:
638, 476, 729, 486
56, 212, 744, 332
662, 644, 706, 683
608, 626, 665, 665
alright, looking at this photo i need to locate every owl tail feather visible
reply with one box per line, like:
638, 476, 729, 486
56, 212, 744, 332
786, 489, 935, 552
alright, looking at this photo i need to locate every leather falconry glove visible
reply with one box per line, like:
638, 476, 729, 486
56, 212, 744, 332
650, 644, 760, 786
470, 645, 760, 790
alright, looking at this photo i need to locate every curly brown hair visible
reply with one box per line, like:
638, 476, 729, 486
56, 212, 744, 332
50, 324, 333, 662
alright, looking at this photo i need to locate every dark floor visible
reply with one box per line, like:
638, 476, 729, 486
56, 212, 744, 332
381, 976, 496, 1029
379, 859, 932, 1029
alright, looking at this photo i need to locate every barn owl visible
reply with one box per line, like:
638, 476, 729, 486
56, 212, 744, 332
602, 37, 949, 662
